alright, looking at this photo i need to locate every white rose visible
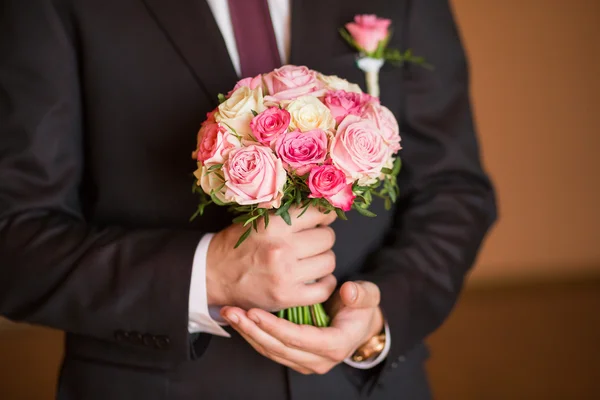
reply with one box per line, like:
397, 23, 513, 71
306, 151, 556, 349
216, 86, 266, 140
285, 96, 336, 132
317, 73, 363, 94
194, 164, 231, 204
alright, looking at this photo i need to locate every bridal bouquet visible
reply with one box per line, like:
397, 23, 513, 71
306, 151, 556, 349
192, 65, 401, 327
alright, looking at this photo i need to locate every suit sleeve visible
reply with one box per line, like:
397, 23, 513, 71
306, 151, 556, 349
354, 0, 497, 372
0, 0, 207, 369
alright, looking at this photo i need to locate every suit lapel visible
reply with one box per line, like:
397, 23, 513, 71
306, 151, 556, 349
141, 0, 238, 107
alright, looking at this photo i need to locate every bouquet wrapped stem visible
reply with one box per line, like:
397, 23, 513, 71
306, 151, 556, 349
278, 304, 330, 327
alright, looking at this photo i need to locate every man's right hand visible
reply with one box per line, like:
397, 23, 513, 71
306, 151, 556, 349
206, 207, 337, 311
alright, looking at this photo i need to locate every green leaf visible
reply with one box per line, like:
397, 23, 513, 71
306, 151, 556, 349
210, 191, 227, 206
381, 167, 393, 175
234, 227, 252, 249
207, 163, 223, 172
217, 93, 227, 104
389, 184, 397, 203
338, 28, 362, 52
384, 198, 392, 210
232, 214, 250, 224
243, 214, 261, 227
354, 205, 377, 217
335, 208, 348, 220
251, 109, 258, 117
294, 188, 302, 205
297, 202, 311, 218
372, 30, 392, 59
392, 157, 402, 176
263, 211, 270, 229
221, 122, 238, 135
274, 200, 292, 216
280, 209, 292, 226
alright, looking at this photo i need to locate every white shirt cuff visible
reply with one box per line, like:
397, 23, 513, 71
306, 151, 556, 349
343, 322, 391, 370
188, 233, 231, 337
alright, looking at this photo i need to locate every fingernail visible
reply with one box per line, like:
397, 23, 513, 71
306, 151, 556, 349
249, 314, 260, 324
227, 313, 239, 324
349, 283, 358, 302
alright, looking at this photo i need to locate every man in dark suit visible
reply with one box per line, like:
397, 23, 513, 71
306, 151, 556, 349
0, 0, 496, 398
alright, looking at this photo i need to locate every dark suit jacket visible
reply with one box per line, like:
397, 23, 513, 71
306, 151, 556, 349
0, 0, 496, 398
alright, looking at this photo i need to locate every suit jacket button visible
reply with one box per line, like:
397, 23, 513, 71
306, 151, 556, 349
114, 330, 126, 342
131, 331, 143, 344
143, 334, 155, 347
155, 335, 170, 350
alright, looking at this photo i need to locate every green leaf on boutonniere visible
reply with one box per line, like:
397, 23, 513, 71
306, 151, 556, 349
371, 31, 392, 59
218, 93, 227, 104
338, 28, 362, 53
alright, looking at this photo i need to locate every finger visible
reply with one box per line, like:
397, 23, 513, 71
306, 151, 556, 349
340, 281, 381, 308
246, 308, 346, 361
231, 321, 313, 375
222, 307, 324, 367
292, 227, 336, 259
295, 274, 337, 306
289, 206, 336, 232
295, 250, 336, 283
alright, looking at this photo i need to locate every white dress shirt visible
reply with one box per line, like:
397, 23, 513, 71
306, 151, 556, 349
189, 0, 390, 369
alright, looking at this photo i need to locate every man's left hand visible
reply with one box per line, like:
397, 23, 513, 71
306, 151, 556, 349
221, 281, 384, 375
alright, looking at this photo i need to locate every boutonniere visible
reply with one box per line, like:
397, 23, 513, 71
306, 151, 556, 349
339, 14, 432, 97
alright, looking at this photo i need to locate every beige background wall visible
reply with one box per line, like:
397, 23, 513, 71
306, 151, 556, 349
456, 0, 600, 283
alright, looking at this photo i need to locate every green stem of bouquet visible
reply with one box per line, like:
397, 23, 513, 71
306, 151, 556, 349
277, 304, 330, 327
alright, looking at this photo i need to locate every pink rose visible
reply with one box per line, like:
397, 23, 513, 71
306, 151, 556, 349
228, 74, 263, 97
263, 65, 325, 103
324, 90, 376, 125
308, 164, 356, 211
194, 120, 240, 165
345, 15, 391, 53
223, 145, 286, 208
250, 107, 291, 146
274, 129, 328, 176
330, 115, 389, 185
360, 102, 401, 153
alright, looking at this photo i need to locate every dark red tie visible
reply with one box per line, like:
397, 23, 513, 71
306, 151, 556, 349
227, 0, 282, 77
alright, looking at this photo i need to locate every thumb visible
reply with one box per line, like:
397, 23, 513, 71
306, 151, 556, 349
340, 281, 381, 309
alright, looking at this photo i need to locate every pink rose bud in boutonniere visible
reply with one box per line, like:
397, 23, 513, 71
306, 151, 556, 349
223, 145, 287, 208
324, 90, 376, 125
274, 129, 328, 176
263, 65, 325, 104
345, 15, 391, 54
250, 107, 291, 147
360, 102, 402, 153
308, 164, 356, 211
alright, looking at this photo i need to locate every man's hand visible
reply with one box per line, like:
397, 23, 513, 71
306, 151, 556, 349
221, 281, 384, 375
206, 207, 337, 311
